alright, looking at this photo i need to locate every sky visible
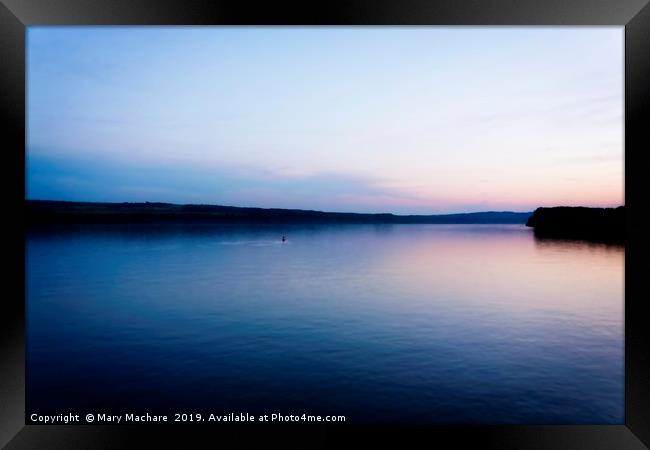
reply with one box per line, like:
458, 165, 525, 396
27, 27, 624, 214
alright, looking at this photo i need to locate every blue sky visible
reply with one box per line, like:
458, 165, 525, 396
27, 27, 623, 214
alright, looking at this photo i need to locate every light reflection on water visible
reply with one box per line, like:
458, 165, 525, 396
27, 224, 623, 423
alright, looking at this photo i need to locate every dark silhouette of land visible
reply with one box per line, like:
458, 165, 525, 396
26, 200, 532, 225
526, 206, 625, 244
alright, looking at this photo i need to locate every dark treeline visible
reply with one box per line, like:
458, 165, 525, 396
26, 200, 532, 225
526, 206, 625, 244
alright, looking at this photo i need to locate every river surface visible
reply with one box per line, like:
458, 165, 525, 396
26, 223, 624, 423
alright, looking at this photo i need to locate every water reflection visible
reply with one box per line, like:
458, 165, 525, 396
26, 224, 624, 423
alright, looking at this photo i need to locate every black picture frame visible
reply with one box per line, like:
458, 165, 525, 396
2, 1, 649, 448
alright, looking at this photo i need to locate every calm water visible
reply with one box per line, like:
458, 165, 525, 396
26, 224, 624, 423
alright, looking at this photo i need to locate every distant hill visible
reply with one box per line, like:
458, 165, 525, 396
26, 200, 532, 225
526, 206, 624, 243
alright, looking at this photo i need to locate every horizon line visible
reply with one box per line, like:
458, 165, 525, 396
25, 198, 623, 217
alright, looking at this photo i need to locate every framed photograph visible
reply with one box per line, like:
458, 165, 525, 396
2, 0, 648, 448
